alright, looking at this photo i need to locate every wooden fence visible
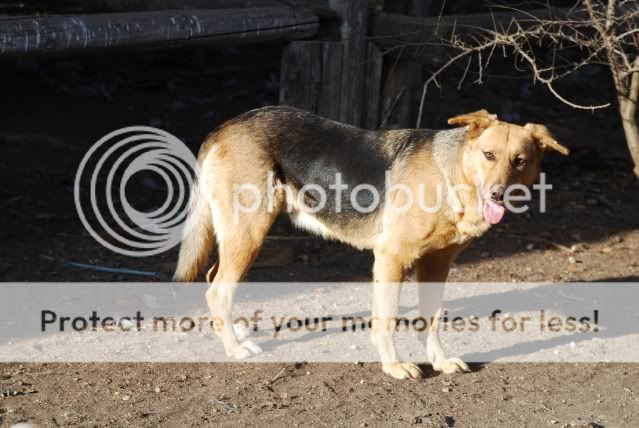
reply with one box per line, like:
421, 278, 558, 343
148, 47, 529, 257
0, 0, 571, 129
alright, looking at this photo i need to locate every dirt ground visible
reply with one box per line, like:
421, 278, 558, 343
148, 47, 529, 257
1, 46, 639, 427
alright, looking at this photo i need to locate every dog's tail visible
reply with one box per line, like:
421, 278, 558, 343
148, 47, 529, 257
173, 182, 214, 282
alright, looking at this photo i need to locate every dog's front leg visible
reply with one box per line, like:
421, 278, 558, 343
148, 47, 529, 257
371, 250, 423, 380
416, 254, 470, 374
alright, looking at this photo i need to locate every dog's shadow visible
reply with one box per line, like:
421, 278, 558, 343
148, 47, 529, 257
249, 278, 639, 363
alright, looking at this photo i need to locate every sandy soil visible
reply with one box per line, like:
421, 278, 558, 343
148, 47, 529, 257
2, 363, 639, 427
1, 46, 638, 427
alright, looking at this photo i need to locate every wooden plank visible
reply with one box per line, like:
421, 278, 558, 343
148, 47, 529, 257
80, 1, 338, 19
279, 40, 322, 113
280, 40, 345, 121
0, 7, 318, 55
317, 41, 344, 121
363, 42, 382, 130
90, 0, 281, 10
329, 0, 367, 127
379, 0, 424, 129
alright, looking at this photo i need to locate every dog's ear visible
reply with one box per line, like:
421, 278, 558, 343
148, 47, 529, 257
524, 123, 570, 156
448, 110, 497, 136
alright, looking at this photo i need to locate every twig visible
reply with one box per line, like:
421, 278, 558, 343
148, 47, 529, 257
41, 256, 161, 277
502, 233, 574, 254
0, 195, 22, 209
269, 365, 289, 385
410, 0, 628, 121
417, 48, 476, 128
380, 86, 406, 129
210, 399, 239, 414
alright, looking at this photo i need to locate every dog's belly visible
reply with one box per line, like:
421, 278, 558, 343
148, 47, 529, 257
287, 203, 380, 250
288, 210, 335, 239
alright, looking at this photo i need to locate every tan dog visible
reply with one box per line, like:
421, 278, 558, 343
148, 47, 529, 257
174, 107, 568, 379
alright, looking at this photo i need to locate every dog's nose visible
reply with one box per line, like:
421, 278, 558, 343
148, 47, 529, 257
489, 185, 505, 202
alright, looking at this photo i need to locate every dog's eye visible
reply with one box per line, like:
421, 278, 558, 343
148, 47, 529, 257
483, 151, 495, 161
513, 157, 527, 168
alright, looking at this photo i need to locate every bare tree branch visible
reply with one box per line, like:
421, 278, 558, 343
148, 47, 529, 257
408, 0, 639, 175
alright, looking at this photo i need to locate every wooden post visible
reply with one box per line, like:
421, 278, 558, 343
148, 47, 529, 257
279, 41, 322, 114
317, 41, 344, 120
280, 40, 345, 121
329, 0, 368, 127
280, 0, 382, 129
363, 43, 383, 130
379, 0, 424, 129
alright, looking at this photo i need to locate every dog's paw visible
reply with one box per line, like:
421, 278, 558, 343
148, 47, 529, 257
432, 357, 470, 374
226, 344, 252, 360
225, 340, 263, 359
382, 362, 424, 380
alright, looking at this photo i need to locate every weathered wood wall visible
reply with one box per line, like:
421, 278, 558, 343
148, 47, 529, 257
280, 0, 382, 129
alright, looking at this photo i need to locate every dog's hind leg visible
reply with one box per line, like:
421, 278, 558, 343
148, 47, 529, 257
416, 251, 470, 374
370, 249, 424, 380
205, 206, 277, 359
193, 124, 285, 359
204, 163, 282, 358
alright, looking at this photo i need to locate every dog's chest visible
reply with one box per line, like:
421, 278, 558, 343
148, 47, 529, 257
429, 211, 490, 249
452, 214, 491, 243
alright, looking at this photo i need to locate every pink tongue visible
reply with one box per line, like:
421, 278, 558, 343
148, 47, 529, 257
483, 200, 506, 224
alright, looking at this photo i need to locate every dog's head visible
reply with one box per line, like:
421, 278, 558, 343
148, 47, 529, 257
448, 110, 569, 225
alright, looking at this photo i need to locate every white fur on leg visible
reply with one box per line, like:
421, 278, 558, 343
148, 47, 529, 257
432, 357, 470, 374
425, 312, 470, 374
225, 340, 263, 359
233, 323, 250, 340
382, 362, 423, 380
418, 286, 470, 374
371, 280, 424, 380
231, 323, 261, 356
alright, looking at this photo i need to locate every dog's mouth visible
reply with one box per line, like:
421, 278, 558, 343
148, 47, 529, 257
482, 199, 506, 224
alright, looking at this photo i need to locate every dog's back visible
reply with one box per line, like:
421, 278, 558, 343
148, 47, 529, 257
218, 106, 446, 214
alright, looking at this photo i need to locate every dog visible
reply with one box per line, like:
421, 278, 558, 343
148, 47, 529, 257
174, 106, 569, 379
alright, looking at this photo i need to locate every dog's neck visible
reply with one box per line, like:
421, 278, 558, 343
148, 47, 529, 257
432, 127, 472, 199
432, 127, 466, 176
432, 127, 489, 237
